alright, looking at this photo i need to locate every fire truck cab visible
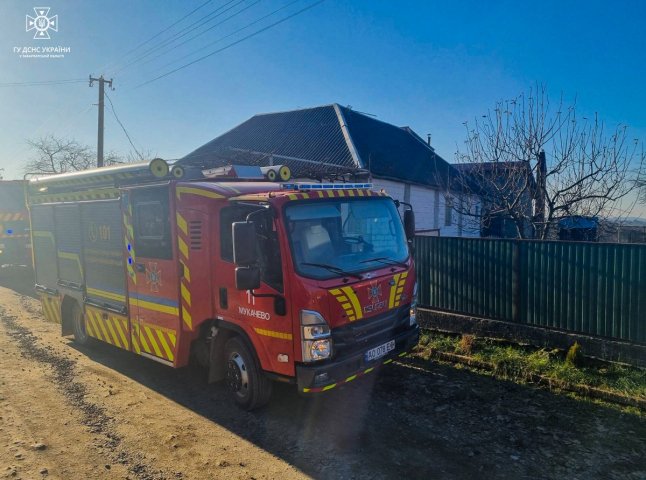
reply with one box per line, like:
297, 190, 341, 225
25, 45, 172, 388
28, 160, 419, 409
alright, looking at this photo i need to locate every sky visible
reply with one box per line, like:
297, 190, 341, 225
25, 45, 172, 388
1, 0, 645, 212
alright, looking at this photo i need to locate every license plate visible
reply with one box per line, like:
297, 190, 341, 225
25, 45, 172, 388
365, 340, 395, 362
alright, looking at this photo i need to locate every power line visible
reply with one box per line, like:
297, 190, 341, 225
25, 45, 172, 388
148, 0, 301, 76
111, 0, 241, 75
98, 0, 214, 75
105, 92, 144, 161
0, 79, 85, 87
136, 0, 326, 88
133, 0, 261, 71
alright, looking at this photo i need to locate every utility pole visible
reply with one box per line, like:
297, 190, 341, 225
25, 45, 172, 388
89, 75, 113, 167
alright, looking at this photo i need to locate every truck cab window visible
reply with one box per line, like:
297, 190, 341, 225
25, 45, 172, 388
220, 205, 283, 293
134, 192, 172, 259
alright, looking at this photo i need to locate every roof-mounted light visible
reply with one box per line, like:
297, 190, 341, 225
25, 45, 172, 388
281, 182, 373, 191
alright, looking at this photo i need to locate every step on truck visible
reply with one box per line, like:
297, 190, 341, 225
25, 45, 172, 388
27, 159, 419, 409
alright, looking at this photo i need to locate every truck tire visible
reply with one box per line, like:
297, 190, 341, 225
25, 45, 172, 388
224, 337, 272, 410
72, 303, 90, 345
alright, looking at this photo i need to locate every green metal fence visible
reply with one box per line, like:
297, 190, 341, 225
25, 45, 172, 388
414, 236, 646, 344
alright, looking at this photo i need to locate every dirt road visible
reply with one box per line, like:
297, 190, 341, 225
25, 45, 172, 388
0, 282, 644, 479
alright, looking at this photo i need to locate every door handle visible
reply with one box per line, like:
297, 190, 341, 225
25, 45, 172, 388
135, 263, 145, 273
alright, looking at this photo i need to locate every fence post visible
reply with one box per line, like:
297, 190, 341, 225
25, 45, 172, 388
512, 241, 520, 323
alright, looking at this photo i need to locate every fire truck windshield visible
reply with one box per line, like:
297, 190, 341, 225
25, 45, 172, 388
285, 197, 409, 280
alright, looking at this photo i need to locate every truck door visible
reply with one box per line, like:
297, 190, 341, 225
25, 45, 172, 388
126, 186, 180, 365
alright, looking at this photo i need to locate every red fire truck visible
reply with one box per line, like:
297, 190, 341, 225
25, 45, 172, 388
27, 160, 419, 409
0, 180, 31, 269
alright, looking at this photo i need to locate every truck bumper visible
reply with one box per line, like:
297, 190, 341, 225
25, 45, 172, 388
296, 324, 419, 393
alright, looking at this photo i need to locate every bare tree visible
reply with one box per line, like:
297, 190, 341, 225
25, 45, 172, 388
24, 135, 147, 175
454, 86, 645, 239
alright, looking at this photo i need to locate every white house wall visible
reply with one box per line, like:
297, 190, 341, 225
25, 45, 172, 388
371, 178, 481, 237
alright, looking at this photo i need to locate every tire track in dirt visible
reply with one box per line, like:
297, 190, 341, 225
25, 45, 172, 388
0, 307, 172, 480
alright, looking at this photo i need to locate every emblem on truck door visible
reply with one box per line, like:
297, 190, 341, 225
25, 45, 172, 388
145, 262, 162, 292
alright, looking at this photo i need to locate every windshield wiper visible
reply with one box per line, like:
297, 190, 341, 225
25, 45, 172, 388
359, 257, 408, 269
300, 262, 363, 280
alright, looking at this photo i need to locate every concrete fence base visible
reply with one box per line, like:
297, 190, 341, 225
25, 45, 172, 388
418, 308, 646, 368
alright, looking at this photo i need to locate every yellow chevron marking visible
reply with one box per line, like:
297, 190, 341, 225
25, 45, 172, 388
156, 330, 174, 361
336, 295, 348, 302
398, 351, 407, 357
383, 358, 393, 364
182, 307, 193, 330
341, 302, 353, 311
88, 314, 102, 341
84, 312, 96, 337
254, 328, 293, 340
176, 213, 188, 235
317, 191, 324, 198
144, 326, 163, 357
358, 190, 365, 196
322, 383, 337, 391
106, 319, 122, 348
288, 194, 298, 201
137, 327, 152, 354
97, 318, 111, 345
338, 190, 345, 197
178, 237, 189, 259
364, 367, 374, 374
86, 287, 126, 303
176, 186, 224, 200
341, 286, 363, 321
113, 319, 129, 348
330, 288, 342, 296
389, 273, 401, 309
131, 335, 141, 354
180, 260, 191, 282
345, 374, 357, 382
326, 191, 335, 198
180, 282, 191, 306
168, 332, 176, 348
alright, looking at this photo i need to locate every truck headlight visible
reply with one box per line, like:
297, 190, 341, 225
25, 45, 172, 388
410, 282, 418, 326
301, 310, 332, 362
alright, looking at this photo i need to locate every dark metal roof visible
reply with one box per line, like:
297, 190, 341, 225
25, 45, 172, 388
180, 103, 457, 188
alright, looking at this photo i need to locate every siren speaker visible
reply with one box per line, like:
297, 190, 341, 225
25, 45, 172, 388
149, 158, 169, 178
279, 165, 291, 181
265, 169, 277, 181
171, 165, 185, 179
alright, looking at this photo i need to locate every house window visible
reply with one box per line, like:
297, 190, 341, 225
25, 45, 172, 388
444, 197, 453, 226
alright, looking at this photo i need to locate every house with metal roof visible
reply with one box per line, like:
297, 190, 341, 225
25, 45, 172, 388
454, 161, 536, 238
181, 104, 481, 237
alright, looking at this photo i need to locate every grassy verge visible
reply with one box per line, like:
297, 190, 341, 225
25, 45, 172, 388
414, 330, 646, 401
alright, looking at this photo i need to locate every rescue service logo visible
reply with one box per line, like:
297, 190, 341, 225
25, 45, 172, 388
364, 281, 386, 314
26, 7, 58, 39
13, 6, 71, 59
145, 262, 163, 292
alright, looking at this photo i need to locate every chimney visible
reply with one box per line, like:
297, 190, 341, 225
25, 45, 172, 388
427, 134, 432, 146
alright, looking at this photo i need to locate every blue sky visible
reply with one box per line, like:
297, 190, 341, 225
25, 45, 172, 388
1, 0, 645, 210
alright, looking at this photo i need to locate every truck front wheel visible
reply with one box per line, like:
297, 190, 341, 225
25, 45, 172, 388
224, 337, 272, 410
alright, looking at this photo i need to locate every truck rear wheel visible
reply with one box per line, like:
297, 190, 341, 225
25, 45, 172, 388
224, 337, 272, 410
72, 304, 90, 345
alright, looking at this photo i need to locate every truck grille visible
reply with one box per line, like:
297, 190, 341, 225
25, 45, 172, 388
331, 304, 411, 357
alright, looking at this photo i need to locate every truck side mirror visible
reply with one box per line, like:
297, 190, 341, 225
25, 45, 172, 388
232, 222, 258, 266
235, 266, 260, 291
404, 209, 415, 240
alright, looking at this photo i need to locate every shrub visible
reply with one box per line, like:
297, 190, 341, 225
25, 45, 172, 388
457, 334, 476, 355
565, 342, 583, 367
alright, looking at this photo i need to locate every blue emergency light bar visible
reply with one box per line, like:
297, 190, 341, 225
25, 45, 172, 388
281, 183, 373, 191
